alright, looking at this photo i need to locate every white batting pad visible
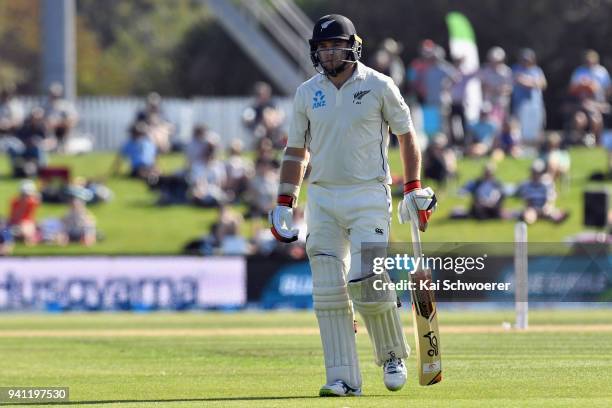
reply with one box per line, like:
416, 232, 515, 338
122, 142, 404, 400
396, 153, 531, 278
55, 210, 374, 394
348, 273, 410, 366
311, 254, 362, 389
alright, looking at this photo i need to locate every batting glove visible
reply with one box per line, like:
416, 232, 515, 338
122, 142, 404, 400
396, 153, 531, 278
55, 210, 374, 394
269, 195, 299, 243
398, 180, 437, 232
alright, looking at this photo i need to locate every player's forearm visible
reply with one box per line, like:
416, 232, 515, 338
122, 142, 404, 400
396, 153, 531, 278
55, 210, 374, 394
397, 130, 421, 183
278, 147, 309, 204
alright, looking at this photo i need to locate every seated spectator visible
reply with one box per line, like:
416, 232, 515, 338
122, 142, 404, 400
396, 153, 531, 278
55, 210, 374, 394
8, 107, 48, 178
539, 132, 570, 183
244, 159, 279, 219
39, 166, 71, 203
493, 117, 521, 159
79, 178, 113, 205
182, 205, 245, 255
219, 220, 251, 255
515, 160, 569, 224
459, 164, 505, 220
8, 180, 40, 245
0, 85, 25, 136
42, 82, 78, 152
467, 107, 498, 157
185, 124, 220, 169
135, 92, 175, 154
423, 133, 456, 186
225, 139, 253, 201
60, 188, 97, 246
254, 137, 279, 167
111, 121, 159, 180
0, 217, 14, 256
188, 142, 228, 207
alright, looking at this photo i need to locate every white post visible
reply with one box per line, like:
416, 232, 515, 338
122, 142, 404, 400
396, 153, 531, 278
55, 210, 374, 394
514, 222, 528, 329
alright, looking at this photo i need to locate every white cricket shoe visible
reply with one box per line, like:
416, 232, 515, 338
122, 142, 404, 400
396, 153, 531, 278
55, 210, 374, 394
319, 380, 362, 397
383, 357, 407, 391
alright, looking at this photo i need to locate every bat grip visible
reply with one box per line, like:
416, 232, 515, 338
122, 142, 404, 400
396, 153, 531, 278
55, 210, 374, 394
409, 219, 423, 262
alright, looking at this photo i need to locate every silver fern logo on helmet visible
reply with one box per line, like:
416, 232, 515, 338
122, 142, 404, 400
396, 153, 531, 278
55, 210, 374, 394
321, 19, 334, 30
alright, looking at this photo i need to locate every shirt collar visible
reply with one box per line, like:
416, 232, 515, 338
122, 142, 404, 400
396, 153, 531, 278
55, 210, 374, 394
317, 61, 367, 84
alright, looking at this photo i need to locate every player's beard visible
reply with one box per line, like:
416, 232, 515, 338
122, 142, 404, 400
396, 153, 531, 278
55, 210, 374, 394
319, 49, 350, 76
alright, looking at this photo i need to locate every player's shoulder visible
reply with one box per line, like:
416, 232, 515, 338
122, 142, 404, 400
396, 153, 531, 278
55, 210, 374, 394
358, 63, 399, 95
360, 63, 395, 86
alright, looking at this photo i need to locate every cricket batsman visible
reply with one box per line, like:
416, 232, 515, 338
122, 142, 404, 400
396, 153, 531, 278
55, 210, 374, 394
270, 14, 437, 396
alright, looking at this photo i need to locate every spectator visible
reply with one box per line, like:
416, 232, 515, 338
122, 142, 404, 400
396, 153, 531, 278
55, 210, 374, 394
448, 56, 470, 146
225, 139, 253, 201
467, 107, 498, 157
244, 158, 279, 219
423, 133, 456, 186
476, 47, 513, 128
254, 137, 279, 167
371, 38, 405, 88
511, 48, 547, 145
111, 121, 159, 180
42, 82, 78, 152
183, 205, 245, 255
493, 117, 521, 159
136, 92, 175, 154
39, 166, 71, 203
0, 85, 25, 136
60, 188, 97, 246
188, 141, 228, 207
0, 217, 14, 256
407, 39, 437, 104
459, 164, 505, 220
567, 49, 611, 144
8, 107, 48, 178
515, 160, 569, 224
539, 132, 571, 183
8, 180, 40, 245
219, 220, 251, 255
242, 82, 284, 147
185, 124, 220, 169
421, 46, 460, 137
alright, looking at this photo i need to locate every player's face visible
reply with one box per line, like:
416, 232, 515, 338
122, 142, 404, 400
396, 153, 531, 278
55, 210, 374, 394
317, 39, 350, 71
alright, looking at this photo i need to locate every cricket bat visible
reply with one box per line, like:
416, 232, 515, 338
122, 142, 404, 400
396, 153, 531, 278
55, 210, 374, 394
409, 221, 442, 386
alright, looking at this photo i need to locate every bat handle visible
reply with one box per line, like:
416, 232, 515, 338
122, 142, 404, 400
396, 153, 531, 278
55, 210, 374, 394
409, 219, 423, 260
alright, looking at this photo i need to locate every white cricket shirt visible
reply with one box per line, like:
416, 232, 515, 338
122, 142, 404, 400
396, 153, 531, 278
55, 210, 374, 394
287, 61, 414, 185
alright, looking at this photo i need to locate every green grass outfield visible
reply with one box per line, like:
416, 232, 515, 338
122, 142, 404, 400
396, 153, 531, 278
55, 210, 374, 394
0, 309, 611, 407
1, 146, 609, 255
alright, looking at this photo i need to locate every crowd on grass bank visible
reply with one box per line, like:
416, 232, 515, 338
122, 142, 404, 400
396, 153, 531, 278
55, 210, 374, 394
2, 42, 612, 256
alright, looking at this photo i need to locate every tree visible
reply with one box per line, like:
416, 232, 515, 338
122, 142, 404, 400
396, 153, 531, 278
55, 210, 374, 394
0, 0, 40, 93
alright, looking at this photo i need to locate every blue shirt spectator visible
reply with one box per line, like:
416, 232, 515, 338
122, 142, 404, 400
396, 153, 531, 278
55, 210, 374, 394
469, 114, 497, 144
112, 121, 158, 179
121, 136, 156, 171
512, 64, 546, 109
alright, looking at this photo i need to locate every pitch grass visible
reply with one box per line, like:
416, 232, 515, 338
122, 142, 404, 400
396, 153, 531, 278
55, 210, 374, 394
0, 309, 611, 407
0, 146, 610, 255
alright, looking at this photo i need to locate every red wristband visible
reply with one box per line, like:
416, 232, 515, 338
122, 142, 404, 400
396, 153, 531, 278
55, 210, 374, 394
403, 180, 421, 194
277, 195, 294, 207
